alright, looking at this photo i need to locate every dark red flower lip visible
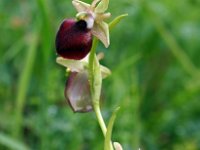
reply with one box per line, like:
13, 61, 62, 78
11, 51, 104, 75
55, 19, 93, 60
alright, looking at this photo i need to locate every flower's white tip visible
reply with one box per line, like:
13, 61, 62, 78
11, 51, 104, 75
86, 16, 94, 29
76, 11, 95, 29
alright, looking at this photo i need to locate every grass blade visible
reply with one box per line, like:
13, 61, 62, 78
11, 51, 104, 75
0, 132, 29, 150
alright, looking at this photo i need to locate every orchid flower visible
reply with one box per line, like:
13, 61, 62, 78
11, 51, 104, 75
73, 0, 111, 47
56, 55, 111, 112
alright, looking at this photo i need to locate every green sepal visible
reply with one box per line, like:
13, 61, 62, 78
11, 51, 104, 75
92, 21, 110, 48
72, 0, 90, 12
95, 0, 109, 13
56, 56, 111, 78
56, 57, 87, 72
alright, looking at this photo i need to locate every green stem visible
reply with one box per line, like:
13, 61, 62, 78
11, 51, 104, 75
89, 38, 113, 150
89, 38, 98, 92
93, 101, 107, 136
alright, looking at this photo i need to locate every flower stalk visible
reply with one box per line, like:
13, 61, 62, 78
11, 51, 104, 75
89, 38, 113, 150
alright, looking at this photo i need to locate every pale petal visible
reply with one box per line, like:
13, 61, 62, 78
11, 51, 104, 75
56, 57, 87, 72
56, 56, 109, 78
95, 0, 109, 13
72, 0, 90, 12
92, 21, 110, 48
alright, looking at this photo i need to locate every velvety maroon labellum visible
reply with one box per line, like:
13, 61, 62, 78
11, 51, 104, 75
56, 19, 93, 60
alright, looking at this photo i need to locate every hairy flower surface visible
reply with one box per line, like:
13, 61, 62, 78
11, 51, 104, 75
56, 19, 92, 60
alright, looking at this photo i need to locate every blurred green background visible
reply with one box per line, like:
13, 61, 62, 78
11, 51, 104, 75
1, 0, 200, 149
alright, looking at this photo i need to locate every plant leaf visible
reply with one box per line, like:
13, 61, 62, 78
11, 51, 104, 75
0, 132, 29, 150
109, 14, 128, 30
95, 0, 109, 13
92, 21, 110, 48
72, 0, 90, 12
104, 107, 120, 150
